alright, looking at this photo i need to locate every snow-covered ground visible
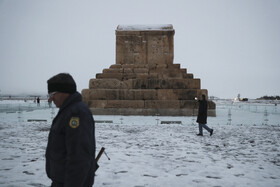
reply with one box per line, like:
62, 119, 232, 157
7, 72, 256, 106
0, 99, 280, 187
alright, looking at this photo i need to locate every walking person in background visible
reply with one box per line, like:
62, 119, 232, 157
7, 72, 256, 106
196, 94, 213, 136
46, 73, 97, 187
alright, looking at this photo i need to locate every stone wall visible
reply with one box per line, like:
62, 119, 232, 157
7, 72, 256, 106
82, 24, 216, 116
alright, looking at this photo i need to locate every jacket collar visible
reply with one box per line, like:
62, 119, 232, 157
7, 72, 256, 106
59, 92, 82, 111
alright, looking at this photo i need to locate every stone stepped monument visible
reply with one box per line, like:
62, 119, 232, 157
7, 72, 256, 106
82, 24, 216, 116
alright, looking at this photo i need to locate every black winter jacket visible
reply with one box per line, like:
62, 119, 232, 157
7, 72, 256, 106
46, 92, 97, 186
196, 99, 208, 124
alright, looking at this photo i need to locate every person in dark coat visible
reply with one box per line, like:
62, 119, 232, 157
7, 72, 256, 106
46, 73, 97, 187
37, 97, 40, 106
196, 94, 213, 136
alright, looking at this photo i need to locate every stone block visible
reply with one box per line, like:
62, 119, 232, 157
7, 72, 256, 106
89, 89, 136, 100
145, 100, 181, 109
110, 64, 122, 69
180, 68, 187, 74
103, 68, 123, 74
163, 79, 182, 89
156, 89, 198, 100
179, 100, 197, 109
173, 89, 198, 100
134, 64, 147, 68
182, 73, 188, 78
147, 79, 161, 89
169, 79, 188, 89
147, 64, 157, 71
168, 64, 180, 69
134, 90, 158, 100
100, 72, 123, 80
146, 34, 174, 65
168, 79, 200, 89
149, 68, 161, 74
156, 64, 168, 69
116, 34, 148, 65
88, 100, 146, 109
123, 72, 137, 80
186, 74, 193, 79
134, 68, 149, 73
122, 64, 135, 69
123, 68, 133, 73
89, 79, 129, 89
132, 79, 149, 89
119, 90, 135, 100
136, 73, 149, 79
95, 73, 103, 79
81, 89, 89, 101
106, 100, 144, 108
128, 78, 201, 89
148, 73, 158, 79
189, 79, 200, 89
87, 90, 107, 100
208, 100, 216, 109
161, 69, 183, 78
88, 100, 108, 108
123, 79, 133, 89
157, 90, 178, 100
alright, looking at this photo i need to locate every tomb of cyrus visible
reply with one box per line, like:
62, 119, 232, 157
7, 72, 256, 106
82, 24, 216, 116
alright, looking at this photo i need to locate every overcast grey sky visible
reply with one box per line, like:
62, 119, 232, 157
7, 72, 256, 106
0, 0, 279, 99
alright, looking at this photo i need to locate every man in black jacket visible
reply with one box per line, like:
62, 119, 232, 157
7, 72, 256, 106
46, 73, 97, 187
196, 94, 213, 136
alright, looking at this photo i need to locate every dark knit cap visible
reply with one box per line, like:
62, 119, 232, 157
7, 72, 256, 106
47, 73, 76, 94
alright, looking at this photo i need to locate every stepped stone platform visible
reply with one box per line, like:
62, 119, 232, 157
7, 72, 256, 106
82, 24, 216, 116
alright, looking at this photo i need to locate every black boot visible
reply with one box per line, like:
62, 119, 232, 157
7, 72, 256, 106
210, 129, 213, 136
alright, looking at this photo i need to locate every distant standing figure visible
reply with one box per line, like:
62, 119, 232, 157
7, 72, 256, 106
37, 97, 40, 106
48, 99, 52, 107
196, 94, 213, 136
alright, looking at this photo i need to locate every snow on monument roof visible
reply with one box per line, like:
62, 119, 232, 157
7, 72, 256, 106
117, 24, 173, 31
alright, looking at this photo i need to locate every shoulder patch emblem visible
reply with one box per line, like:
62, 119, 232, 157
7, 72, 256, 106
69, 117, 80, 128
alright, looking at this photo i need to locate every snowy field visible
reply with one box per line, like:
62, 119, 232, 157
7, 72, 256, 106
0, 99, 280, 187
